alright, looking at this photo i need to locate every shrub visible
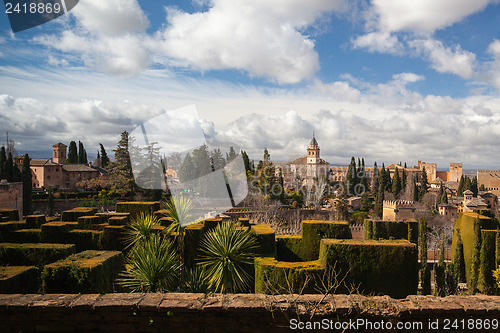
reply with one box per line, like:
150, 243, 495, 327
478, 230, 498, 294
116, 201, 160, 220
0, 243, 75, 267
61, 207, 97, 222
26, 215, 46, 228
0, 266, 40, 293
0, 209, 19, 221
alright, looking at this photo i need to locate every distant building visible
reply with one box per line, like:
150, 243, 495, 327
477, 170, 500, 196
382, 200, 416, 221
26, 143, 100, 190
439, 190, 498, 219
289, 135, 330, 188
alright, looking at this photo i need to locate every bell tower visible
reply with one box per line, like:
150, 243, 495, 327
307, 134, 320, 164
52, 142, 67, 164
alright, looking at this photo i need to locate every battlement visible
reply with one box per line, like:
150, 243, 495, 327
383, 200, 415, 209
477, 170, 500, 174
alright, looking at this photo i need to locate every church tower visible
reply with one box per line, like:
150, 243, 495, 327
307, 134, 320, 178
52, 142, 67, 164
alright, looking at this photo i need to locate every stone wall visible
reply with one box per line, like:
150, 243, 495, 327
0, 182, 22, 218
0, 293, 499, 332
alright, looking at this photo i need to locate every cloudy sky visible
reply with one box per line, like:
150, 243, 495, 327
1, 0, 500, 169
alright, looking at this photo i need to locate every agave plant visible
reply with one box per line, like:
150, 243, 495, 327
198, 222, 258, 293
118, 234, 180, 292
163, 194, 194, 235
123, 212, 159, 249
181, 266, 213, 293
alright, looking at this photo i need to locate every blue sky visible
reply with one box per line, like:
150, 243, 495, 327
1, 0, 500, 169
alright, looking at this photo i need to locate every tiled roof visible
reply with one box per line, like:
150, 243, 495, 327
30, 159, 60, 166
465, 198, 488, 208
463, 189, 473, 195
52, 142, 67, 148
62, 164, 97, 172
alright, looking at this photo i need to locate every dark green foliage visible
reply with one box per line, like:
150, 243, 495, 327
77, 216, 101, 228
101, 226, 126, 250
374, 182, 384, 218
351, 211, 368, 225
0, 146, 5, 180
319, 239, 418, 298
412, 177, 419, 202
470, 221, 481, 293
115, 201, 160, 220
42, 250, 124, 293
301, 220, 352, 261
496, 230, 500, 268
0, 266, 40, 293
371, 162, 379, 191
254, 257, 323, 294
471, 176, 478, 196
5, 229, 41, 243
21, 154, 32, 216
454, 229, 466, 283
67, 230, 103, 252
250, 224, 277, 258
118, 234, 180, 292
0, 208, 19, 221
61, 207, 97, 222
113, 131, 132, 174
478, 230, 498, 294
401, 169, 407, 190
0, 243, 75, 268
345, 157, 356, 195
179, 153, 195, 183
360, 192, 371, 212
392, 169, 402, 198
364, 219, 418, 244
99, 143, 110, 168
419, 167, 428, 200
241, 150, 253, 177
434, 238, 446, 296
181, 266, 212, 293
26, 215, 45, 228
4, 151, 13, 181
419, 218, 431, 295
95, 212, 130, 224
276, 235, 303, 262
48, 190, 55, 216
78, 141, 87, 164
444, 263, 457, 295
198, 222, 258, 293
67, 141, 77, 164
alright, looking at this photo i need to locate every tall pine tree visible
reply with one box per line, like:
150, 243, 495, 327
0, 146, 5, 180
419, 167, 428, 200
78, 141, 87, 164
371, 162, 379, 192
67, 141, 78, 164
392, 169, 402, 198
21, 154, 32, 216
374, 182, 384, 218
5, 151, 13, 181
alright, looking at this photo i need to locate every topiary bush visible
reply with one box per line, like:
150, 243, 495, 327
61, 207, 97, 222
115, 202, 160, 220
0, 266, 40, 293
25, 215, 46, 228
0, 209, 19, 221
364, 219, 418, 244
0, 243, 75, 267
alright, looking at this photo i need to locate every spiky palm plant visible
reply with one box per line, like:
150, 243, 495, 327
181, 266, 213, 293
198, 222, 258, 293
163, 194, 194, 267
123, 212, 159, 249
118, 234, 180, 292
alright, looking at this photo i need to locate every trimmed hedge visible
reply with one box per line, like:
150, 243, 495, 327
41, 222, 78, 243
276, 235, 303, 262
77, 216, 101, 228
101, 226, 126, 250
204, 218, 223, 230
250, 224, 276, 258
184, 222, 205, 268
26, 215, 46, 229
0, 221, 25, 233
108, 216, 128, 226
0, 209, 19, 221
238, 218, 250, 227
0, 266, 40, 293
61, 207, 97, 222
300, 221, 352, 261
4, 229, 41, 243
67, 230, 103, 252
254, 257, 323, 294
319, 239, 418, 299
115, 202, 160, 219
95, 212, 130, 224
364, 219, 418, 244
478, 229, 499, 294
41, 250, 124, 293
451, 212, 499, 287
0, 243, 75, 267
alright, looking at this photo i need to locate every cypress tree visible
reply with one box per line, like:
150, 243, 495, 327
5, 151, 13, 181
413, 177, 419, 202
114, 132, 132, 174
360, 191, 371, 212
241, 150, 253, 177
479, 184, 486, 191
401, 168, 407, 190
379, 165, 386, 193
420, 218, 431, 295
445, 263, 457, 296
67, 141, 78, 164
457, 175, 465, 196
374, 182, 384, 218
383, 165, 392, 193
179, 153, 195, 183
440, 191, 448, 204
371, 162, 379, 192
392, 169, 402, 198
419, 167, 428, 200
360, 158, 368, 193
78, 141, 87, 164
470, 221, 481, 293
0, 146, 5, 180
478, 230, 496, 295
454, 229, 466, 283
345, 157, 356, 195
21, 154, 32, 216
471, 176, 478, 196
435, 237, 446, 296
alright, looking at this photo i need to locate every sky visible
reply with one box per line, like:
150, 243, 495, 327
1, 0, 500, 169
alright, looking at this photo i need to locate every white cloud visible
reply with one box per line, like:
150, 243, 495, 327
371, 0, 494, 34
408, 39, 477, 79
155, 0, 347, 84
313, 80, 361, 102
484, 39, 500, 91
351, 31, 404, 55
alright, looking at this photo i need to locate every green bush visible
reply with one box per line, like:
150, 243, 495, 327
319, 239, 418, 298
254, 257, 323, 294
115, 201, 160, 219
67, 230, 103, 252
77, 216, 101, 228
95, 212, 130, 224
61, 207, 97, 222
364, 219, 418, 243
3, 229, 41, 243
26, 215, 46, 228
0, 266, 40, 293
276, 235, 303, 262
41, 222, 78, 243
0, 209, 19, 221
0, 243, 75, 267
250, 224, 276, 258
301, 220, 352, 261
41, 250, 124, 293
101, 226, 126, 250
478, 230, 499, 294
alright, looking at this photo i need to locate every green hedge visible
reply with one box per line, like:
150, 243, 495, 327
319, 239, 418, 298
238, 218, 250, 227
451, 212, 499, 286
77, 216, 101, 228
0, 243, 75, 267
0, 209, 19, 221
276, 235, 303, 262
67, 230, 103, 252
115, 201, 160, 219
364, 219, 418, 244
478, 230, 499, 295
254, 257, 323, 294
101, 226, 126, 251
301, 220, 352, 261
3, 229, 41, 243
41, 222, 78, 243
250, 224, 276, 258
0, 221, 25, 233
26, 215, 46, 229
41, 250, 123, 293
0, 266, 40, 293
184, 222, 205, 268
204, 218, 223, 230
108, 216, 128, 226
95, 212, 130, 224
61, 208, 97, 222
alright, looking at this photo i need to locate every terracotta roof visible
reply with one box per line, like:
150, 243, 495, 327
465, 198, 488, 208
430, 177, 445, 184
52, 142, 67, 148
30, 159, 60, 166
463, 189, 473, 195
62, 164, 97, 172
290, 156, 329, 165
